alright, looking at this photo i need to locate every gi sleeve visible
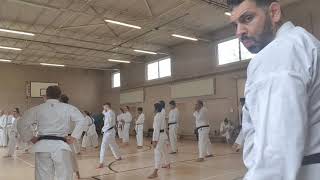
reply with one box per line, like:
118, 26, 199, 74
70, 106, 86, 139
17, 109, 36, 142
152, 114, 161, 142
244, 71, 308, 180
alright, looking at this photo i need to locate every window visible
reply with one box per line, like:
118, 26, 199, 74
112, 72, 120, 88
218, 38, 255, 65
147, 58, 171, 80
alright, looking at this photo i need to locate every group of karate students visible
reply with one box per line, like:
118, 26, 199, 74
0, 108, 30, 157
1, 84, 222, 180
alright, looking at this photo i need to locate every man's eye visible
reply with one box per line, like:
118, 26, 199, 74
244, 15, 254, 23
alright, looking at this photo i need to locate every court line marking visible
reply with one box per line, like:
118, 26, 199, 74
15, 156, 35, 168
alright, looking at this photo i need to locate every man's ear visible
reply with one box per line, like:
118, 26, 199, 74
269, 2, 282, 24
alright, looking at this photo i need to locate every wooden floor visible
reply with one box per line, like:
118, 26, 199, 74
0, 137, 246, 180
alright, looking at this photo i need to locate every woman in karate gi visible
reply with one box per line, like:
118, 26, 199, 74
81, 111, 99, 150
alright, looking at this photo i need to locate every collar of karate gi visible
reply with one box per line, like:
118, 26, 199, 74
276, 21, 295, 38
46, 99, 60, 103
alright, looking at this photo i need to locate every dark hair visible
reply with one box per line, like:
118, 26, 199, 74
137, 107, 143, 112
103, 102, 111, 107
120, 108, 124, 113
169, 100, 176, 106
197, 100, 204, 107
227, 0, 278, 9
154, 103, 162, 113
60, 94, 69, 104
46, 86, 62, 99
159, 100, 165, 109
14, 108, 20, 114
84, 110, 91, 116
126, 106, 130, 110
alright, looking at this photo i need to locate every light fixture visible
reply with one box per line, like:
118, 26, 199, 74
108, 59, 131, 63
134, 49, 157, 55
0, 28, 35, 36
172, 34, 198, 41
225, 12, 231, 16
0, 46, 22, 51
40, 63, 65, 67
0, 59, 12, 62
105, 19, 141, 29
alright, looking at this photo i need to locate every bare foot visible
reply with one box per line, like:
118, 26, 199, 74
196, 158, 204, 162
148, 172, 158, 179
96, 163, 104, 169
162, 164, 170, 169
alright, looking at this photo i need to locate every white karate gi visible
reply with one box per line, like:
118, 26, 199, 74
99, 110, 121, 164
117, 113, 124, 139
17, 99, 86, 180
7, 117, 19, 156
193, 107, 212, 159
220, 121, 232, 143
234, 130, 244, 147
135, 113, 145, 147
168, 108, 179, 152
0, 115, 8, 147
82, 115, 98, 148
153, 112, 169, 169
122, 112, 132, 143
242, 22, 320, 180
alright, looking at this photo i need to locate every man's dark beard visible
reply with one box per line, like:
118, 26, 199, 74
240, 16, 275, 54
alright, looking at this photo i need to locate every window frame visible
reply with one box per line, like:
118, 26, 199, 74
146, 57, 172, 81
112, 72, 121, 88
216, 36, 254, 66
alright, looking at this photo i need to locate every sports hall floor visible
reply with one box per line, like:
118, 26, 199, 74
0, 137, 245, 180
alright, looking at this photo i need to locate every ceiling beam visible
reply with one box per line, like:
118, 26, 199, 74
144, 0, 154, 17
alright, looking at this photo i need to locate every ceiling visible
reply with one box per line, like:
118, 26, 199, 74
0, 0, 300, 70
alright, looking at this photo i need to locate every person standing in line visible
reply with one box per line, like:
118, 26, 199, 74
168, 100, 180, 154
3, 108, 21, 158
122, 106, 132, 145
81, 111, 99, 150
135, 107, 145, 149
0, 110, 8, 147
193, 100, 213, 162
117, 108, 125, 140
148, 103, 170, 179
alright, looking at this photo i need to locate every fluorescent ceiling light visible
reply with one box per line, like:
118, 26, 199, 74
225, 12, 231, 16
0, 59, 12, 62
0, 46, 22, 51
105, 19, 141, 29
0, 28, 35, 36
40, 63, 65, 67
172, 34, 198, 41
134, 49, 157, 55
108, 59, 131, 63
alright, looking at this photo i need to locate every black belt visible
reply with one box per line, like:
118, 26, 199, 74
160, 129, 165, 133
107, 126, 114, 131
168, 122, 177, 126
302, 153, 320, 166
38, 135, 67, 142
196, 125, 209, 132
